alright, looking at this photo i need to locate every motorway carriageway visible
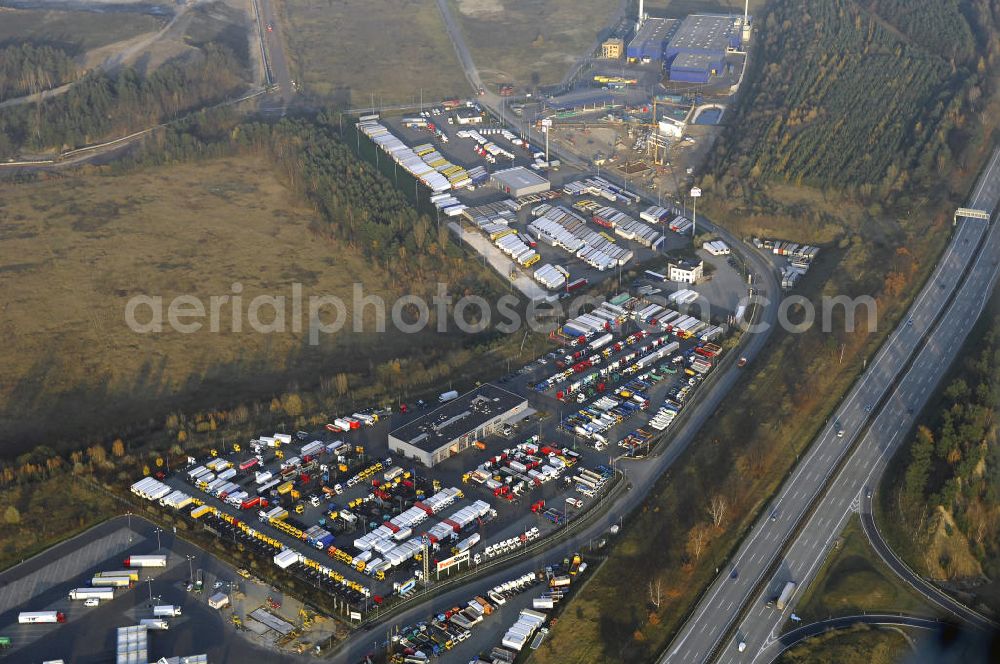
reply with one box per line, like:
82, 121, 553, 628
661, 145, 1000, 664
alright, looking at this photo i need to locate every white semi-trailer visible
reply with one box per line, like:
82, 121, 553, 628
91, 576, 132, 588
124, 554, 167, 568
18, 611, 66, 624
139, 618, 169, 630
70, 587, 115, 601
775, 581, 797, 610
153, 605, 182, 617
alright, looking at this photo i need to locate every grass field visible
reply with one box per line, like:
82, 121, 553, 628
0, 7, 165, 56
0, 157, 447, 453
450, 0, 617, 89
277, 0, 468, 105
777, 624, 912, 664
793, 516, 935, 623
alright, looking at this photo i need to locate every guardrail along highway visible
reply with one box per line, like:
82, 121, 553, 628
662, 145, 1000, 664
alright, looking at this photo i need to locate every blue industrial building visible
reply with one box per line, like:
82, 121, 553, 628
664, 14, 737, 83
669, 52, 724, 83
625, 17, 677, 63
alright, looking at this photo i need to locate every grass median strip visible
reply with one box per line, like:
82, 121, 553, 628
793, 515, 936, 623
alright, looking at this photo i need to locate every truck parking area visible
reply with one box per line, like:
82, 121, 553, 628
359, 107, 710, 301
132, 407, 619, 618
0, 515, 347, 662
0, 519, 208, 662
531, 292, 727, 456
121, 269, 739, 620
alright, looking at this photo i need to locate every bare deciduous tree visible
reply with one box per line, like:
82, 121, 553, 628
709, 494, 728, 528
648, 577, 663, 608
687, 524, 708, 561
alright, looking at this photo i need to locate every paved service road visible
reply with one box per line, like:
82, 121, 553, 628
333, 261, 779, 661
860, 499, 996, 631
760, 613, 945, 661
319, 10, 788, 663
661, 145, 1000, 664
255, 0, 295, 111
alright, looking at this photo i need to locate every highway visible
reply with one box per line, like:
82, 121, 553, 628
661, 145, 1000, 664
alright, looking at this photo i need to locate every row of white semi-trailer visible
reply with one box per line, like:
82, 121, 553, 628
19, 554, 168, 626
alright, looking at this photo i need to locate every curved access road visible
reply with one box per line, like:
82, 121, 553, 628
757, 614, 945, 663
859, 474, 997, 631
254, 0, 296, 110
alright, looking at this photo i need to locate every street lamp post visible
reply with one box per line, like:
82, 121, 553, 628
154, 527, 162, 551
690, 186, 702, 240
541, 118, 552, 164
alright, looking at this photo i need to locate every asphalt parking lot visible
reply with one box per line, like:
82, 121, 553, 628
156, 278, 735, 613
0, 515, 312, 664
376, 109, 723, 296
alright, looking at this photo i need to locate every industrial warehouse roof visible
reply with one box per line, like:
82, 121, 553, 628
671, 52, 723, 71
389, 384, 526, 453
249, 608, 295, 635
491, 166, 550, 191
116, 625, 148, 664
627, 17, 677, 57
666, 14, 735, 54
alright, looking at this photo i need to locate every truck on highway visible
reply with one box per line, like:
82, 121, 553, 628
125, 554, 167, 568
70, 587, 115, 601
775, 581, 797, 610
153, 605, 182, 617
439, 390, 459, 403
18, 612, 66, 624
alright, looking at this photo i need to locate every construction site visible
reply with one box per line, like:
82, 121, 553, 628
528, 0, 753, 213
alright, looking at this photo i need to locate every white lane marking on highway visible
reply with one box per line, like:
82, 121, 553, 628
744, 371, 957, 654
665, 158, 1000, 662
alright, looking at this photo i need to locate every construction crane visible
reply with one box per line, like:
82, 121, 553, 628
634, 97, 668, 166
